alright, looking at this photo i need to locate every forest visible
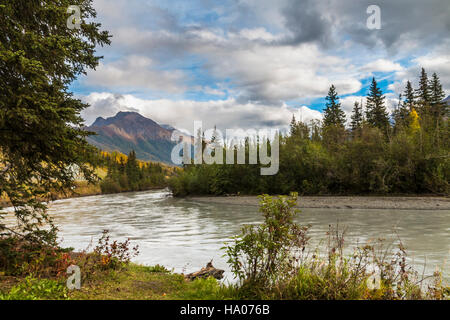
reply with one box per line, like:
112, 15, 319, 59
98, 151, 170, 194
169, 69, 449, 196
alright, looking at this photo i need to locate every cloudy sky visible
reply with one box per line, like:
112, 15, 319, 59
76, 0, 450, 133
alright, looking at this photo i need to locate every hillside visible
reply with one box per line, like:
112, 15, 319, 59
87, 111, 177, 164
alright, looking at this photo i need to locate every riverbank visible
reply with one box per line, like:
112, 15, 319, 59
188, 195, 450, 210
0, 263, 233, 300
0, 181, 102, 209
0, 182, 169, 209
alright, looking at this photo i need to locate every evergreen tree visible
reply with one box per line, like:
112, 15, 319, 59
323, 85, 346, 127
350, 101, 363, 132
415, 68, 431, 114
394, 81, 415, 128
290, 114, 309, 139
403, 80, 415, 112
430, 72, 446, 118
125, 150, 140, 188
0, 0, 110, 242
366, 78, 389, 132
290, 115, 297, 136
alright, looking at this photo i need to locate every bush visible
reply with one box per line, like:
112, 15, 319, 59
0, 236, 74, 277
93, 230, 140, 270
0, 276, 68, 300
100, 179, 122, 194
224, 193, 309, 289
144, 265, 170, 273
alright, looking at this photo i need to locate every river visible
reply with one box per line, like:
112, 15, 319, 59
6, 189, 450, 283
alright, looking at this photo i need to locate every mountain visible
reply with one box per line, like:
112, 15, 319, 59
444, 95, 450, 105
87, 111, 177, 164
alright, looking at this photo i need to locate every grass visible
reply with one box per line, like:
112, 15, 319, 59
0, 263, 236, 300
3, 263, 447, 301
70, 264, 187, 300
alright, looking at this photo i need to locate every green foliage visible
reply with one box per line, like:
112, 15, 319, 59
350, 101, 363, 133
179, 277, 232, 300
416, 68, 432, 114
0, 276, 68, 300
0, 0, 110, 245
100, 150, 169, 194
366, 77, 389, 132
143, 265, 170, 273
224, 193, 309, 288
323, 85, 346, 128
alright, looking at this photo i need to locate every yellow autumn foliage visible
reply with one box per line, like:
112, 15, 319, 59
408, 108, 420, 132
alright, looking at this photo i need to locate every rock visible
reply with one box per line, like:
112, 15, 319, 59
185, 261, 224, 281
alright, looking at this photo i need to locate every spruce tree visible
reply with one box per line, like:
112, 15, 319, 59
0, 1, 110, 243
415, 68, 431, 114
430, 72, 446, 118
323, 85, 346, 128
365, 78, 389, 132
126, 150, 141, 188
395, 81, 415, 127
403, 80, 415, 112
350, 101, 363, 132
290, 115, 297, 136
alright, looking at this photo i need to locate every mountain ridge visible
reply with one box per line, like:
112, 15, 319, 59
87, 111, 177, 164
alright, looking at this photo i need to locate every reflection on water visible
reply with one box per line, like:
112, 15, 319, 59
4, 189, 449, 282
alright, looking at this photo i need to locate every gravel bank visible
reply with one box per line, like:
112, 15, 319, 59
188, 195, 450, 210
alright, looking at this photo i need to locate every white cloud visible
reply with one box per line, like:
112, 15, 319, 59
203, 86, 226, 96
83, 55, 187, 94
360, 59, 404, 73
233, 28, 281, 42
80, 0, 450, 121
295, 106, 323, 123
195, 42, 362, 103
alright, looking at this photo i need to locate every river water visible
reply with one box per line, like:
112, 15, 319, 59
6, 189, 450, 283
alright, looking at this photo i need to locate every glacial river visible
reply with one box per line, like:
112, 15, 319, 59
6, 189, 449, 283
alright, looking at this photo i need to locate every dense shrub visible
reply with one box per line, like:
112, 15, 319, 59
0, 276, 68, 300
224, 193, 309, 287
93, 230, 140, 270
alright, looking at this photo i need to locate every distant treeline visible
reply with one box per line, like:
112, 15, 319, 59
99, 150, 171, 194
170, 69, 449, 196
